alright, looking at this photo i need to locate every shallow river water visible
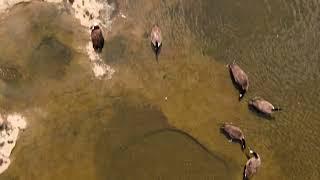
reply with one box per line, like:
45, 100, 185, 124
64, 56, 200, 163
0, 0, 319, 179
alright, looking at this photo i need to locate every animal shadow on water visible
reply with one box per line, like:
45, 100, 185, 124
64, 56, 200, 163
228, 69, 246, 101
219, 127, 245, 151
243, 165, 248, 180
150, 42, 162, 63
248, 105, 275, 120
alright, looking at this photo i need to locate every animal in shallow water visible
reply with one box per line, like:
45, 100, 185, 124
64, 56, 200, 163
150, 25, 162, 61
91, 23, 104, 53
243, 150, 261, 180
228, 62, 249, 100
249, 97, 282, 116
220, 123, 246, 150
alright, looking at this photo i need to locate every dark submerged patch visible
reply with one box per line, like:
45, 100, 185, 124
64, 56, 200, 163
28, 36, 72, 80
95, 101, 233, 180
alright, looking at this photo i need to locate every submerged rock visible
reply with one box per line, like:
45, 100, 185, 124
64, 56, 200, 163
29, 36, 72, 79
0, 65, 22, 81
0, 113, 27, 174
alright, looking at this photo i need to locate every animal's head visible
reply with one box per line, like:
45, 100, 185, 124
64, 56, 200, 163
228, 60, 237, 68
91, 22, 100, 30
249, 150, 259, 159
239, 89, 247, 100
155, 41, 161, 48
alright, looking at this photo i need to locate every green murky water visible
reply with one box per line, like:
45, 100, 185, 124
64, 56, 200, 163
0, 0, 319, 180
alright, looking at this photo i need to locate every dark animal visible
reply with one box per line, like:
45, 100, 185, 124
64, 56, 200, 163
249, 97, 282, 116
228, 62, 249, 100
243, 150, 261, 180
150, 25, 162, 61
91, 23, 104, 53
220, 123, 246, 150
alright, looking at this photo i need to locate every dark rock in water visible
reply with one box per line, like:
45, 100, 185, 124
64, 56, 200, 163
29, 36, 72, 80
0, 65, 22, 81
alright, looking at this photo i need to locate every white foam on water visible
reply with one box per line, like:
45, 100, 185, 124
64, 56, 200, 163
92, 62, 115, 80
86, 41, 115, 80
0, 113, 27, 174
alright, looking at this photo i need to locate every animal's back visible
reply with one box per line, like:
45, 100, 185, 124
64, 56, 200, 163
256, 99, 273, 113
151, 25, 162, 45
245, 157, 261, 177
91, 29, 104, 50
222, 124, 243, 139
229, 64, 248, 89
245, 161, 256, 177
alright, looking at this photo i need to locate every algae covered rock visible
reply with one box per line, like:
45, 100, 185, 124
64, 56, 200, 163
0, 64, 22, 82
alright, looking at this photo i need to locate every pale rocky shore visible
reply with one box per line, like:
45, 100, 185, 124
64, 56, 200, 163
0, 113, 27, 174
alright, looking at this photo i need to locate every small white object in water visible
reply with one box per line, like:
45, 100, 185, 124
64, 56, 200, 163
120, 12, 127, 19
165, 97, 168, 101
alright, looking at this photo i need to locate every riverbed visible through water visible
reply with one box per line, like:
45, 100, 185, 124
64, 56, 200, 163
0, 0, 319, 179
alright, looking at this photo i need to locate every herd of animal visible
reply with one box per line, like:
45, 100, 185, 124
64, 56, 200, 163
221, 61, 282, 179
90, 23, 281, 180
